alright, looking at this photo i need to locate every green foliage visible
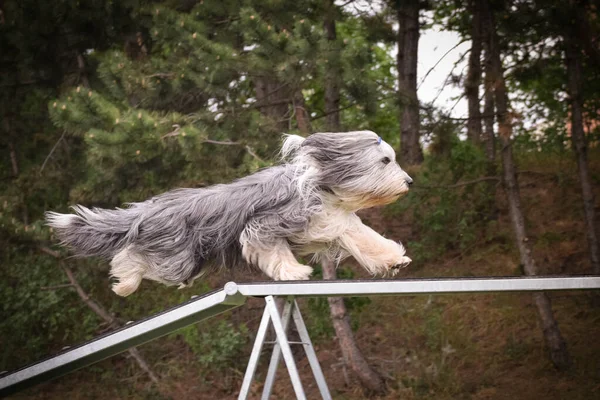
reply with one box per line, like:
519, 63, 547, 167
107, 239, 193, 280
388, 137, 493, 264
0, 252, 100, 371
173, 320, 248, 370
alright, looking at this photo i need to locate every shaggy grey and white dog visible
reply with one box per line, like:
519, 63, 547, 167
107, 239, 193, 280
46, 131, 413, 296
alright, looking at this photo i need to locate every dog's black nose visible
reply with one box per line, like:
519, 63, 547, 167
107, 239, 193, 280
406, 177, 413, 186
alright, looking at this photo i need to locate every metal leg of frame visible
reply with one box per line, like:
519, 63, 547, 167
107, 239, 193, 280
261, 297, 294, 400
264, 295, 306, 400
238, 305, 272, 400
291, 299, 332, 400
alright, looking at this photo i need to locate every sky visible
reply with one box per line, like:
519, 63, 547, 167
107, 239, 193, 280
345, 1, 471, 120
417, 28, 470, 119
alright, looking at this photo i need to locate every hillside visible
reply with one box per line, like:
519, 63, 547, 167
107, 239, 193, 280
6, 150, 599, 400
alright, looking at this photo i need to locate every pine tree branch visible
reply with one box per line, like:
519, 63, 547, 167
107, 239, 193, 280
202, 139, 240, 145
412, 169, 553, 191
245, 145, 264, 162
39, 247, 62, 258
310, 103, 362, 121
338, 0, 357, 8
40, 130, 66, 173
160, 124, 181, 139
146, 72, 175, 79
413, 176, 500, 189
40, 283, 74, 291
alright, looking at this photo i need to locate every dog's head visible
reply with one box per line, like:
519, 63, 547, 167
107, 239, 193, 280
282, 131, 413, 210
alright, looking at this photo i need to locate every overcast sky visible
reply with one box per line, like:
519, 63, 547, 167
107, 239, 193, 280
417, 28, 470, 119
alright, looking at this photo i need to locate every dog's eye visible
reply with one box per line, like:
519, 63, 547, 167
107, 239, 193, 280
381, 157, 391, 165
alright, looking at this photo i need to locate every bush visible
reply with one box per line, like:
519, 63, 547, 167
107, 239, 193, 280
388, 137, 495, 264
0, 250, 100, 370
174, 319, 248, 370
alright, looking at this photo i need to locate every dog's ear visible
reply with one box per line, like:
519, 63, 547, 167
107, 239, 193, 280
280, 134, 306, 161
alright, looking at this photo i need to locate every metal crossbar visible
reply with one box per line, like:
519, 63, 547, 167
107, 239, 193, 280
1, 276, 599, 398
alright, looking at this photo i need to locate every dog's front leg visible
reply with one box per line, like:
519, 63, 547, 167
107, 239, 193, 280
241, 238, 314, 281
337, 214, 411, 276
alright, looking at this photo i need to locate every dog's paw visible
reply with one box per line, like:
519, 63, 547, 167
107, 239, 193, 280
278, 263, 313, 281
392, 255, 412, 270
389, 256, 411, 276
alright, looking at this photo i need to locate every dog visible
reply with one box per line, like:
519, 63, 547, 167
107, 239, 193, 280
46, 131, 413, 296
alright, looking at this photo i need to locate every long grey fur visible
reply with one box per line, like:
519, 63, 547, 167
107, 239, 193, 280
47, 164, 320, 285
46, 130, 413, 296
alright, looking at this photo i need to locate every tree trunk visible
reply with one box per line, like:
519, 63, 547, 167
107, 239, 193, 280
564, 37, 600, 275
324, 1, 341, 132
573, 3, 600, 66
397, 0, 423, 165
465, 0, 483, 144
254, 77, 290, 132
482, 71, 496, 162
320, 2, 385, 393
293, 90, 312, 134
322, 258, 386, 393
4, 119, 19, 176
485, 0, 571, 370
479, 0, 498, 221
481, 0, 496, 163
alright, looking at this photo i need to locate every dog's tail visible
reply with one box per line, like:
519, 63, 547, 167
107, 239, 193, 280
45, 205, 136, 259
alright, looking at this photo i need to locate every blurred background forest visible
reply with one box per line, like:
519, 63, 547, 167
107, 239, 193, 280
1, 0, 599, 399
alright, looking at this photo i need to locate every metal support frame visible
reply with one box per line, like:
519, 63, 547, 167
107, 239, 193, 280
1, 276, 599, 398
238, 296, 331, 400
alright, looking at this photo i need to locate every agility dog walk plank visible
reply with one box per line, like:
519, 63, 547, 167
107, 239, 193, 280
1, 276, 599, 397
230, 276, 600, 297
0, 288, 246, 397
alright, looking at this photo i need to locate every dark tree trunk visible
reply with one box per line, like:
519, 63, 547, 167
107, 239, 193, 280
76, 53, 91, 88
322, 259, 386, 393
573, 3, 600, 66
465, 0, 483, 144
4, 119, 18, 176
320, 1, 385, 393
396, 0, 423, 165
254, 77, 290, 132
482, 70, 496, 162
565, 37, 600, 275
485, 0, 571, 370
481, 0, 496, 163
479, 0, 498, 221
324, 1, 341, 132
293, 90, 312, 134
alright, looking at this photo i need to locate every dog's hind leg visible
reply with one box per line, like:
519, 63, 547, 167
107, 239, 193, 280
241, 238, 313, 281
110, 246, 148, 296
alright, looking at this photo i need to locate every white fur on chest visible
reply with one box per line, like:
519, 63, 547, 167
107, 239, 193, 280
290, 200, 356, 259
